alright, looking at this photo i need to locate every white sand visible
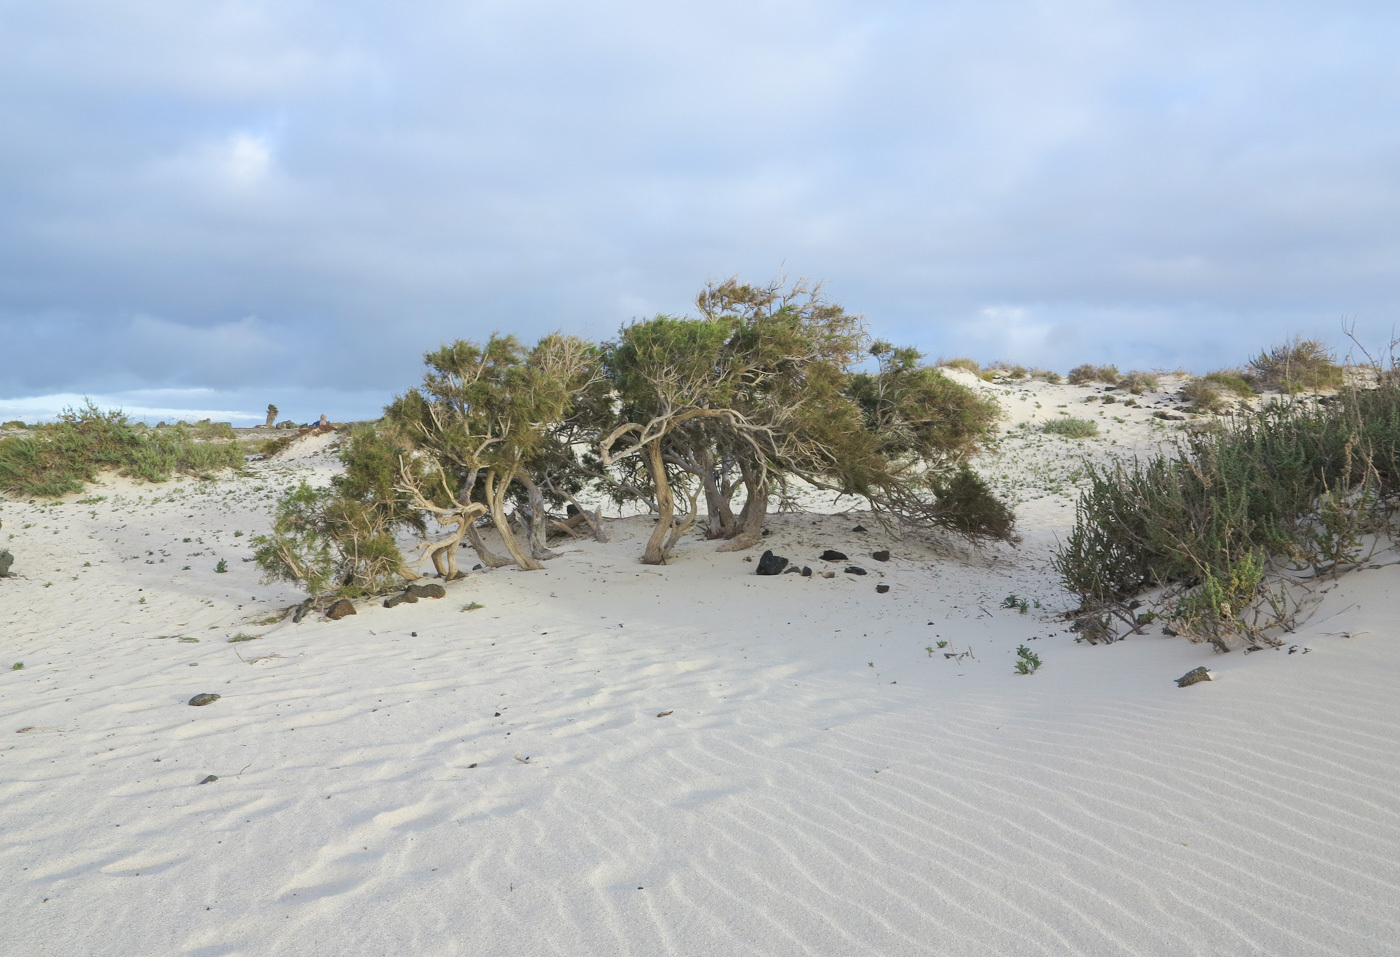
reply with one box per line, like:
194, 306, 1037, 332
3, 379, 1398, 956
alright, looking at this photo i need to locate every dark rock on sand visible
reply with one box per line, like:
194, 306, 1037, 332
756, 550, 789, 575
852, 524, 867, 533
325, 599, 357, 620
876, 583, 890, 594
801, 566, 812, 577
188, 693, 221, 707
0, 549, 12, 578
406, 582, 447, 599
1176, 666, 1212, 688
198, 775, 218, 785
845, 566, 867, 576
292, 597, 315, 623
872, 550, 890, 562
383, 591, 418, 608
820, 549, 848, 562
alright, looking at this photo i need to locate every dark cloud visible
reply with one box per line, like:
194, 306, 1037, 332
3, 0, 1398, 420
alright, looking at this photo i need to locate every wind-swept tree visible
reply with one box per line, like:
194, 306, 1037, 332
386, 332, 602, 572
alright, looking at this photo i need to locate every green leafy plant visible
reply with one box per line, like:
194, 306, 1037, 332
11, 662, 22, 670
214, 559, 228, 573
1042, 417, 1099, 438
1014, 645, 1041, 674
1067, 364, 1120, 385
1001, 593, 1030, 614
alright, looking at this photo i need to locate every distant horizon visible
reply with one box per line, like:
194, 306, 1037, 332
4, 3, 1397, 423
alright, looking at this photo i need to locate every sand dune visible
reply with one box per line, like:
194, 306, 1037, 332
3, 376, 1398, 955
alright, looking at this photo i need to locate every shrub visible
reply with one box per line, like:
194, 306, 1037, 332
941, 357, 981, 375
0, 402, 243, 497
1042, 417, 1099, 438
1054, 373, 1400, 649
1249, 336, 1345, 393
1117, 371, 1160, 395
1067, 364, 1120, 385
1203, 370, 1257, 399
1179, 379, 1227, 414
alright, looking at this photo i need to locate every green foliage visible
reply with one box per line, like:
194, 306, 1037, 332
1204, 370, 1257, 399
1042, 417, 1099, 438
1179, 379, 1227, 413
1067, 364, 1120, 385
0, 402, 243, 497
11, 662, 22, 671
941, 357, 981, 375
1249, 336, 1345, 393
1014, 645, 1041, 674
214, 559, 228, 573
1055, 374, 1400, 648
1117, 371, 1160, 394
1001, 593, 1029, 614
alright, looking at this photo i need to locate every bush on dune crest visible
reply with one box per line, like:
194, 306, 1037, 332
1055, 364, 1400, 650
0, 402, 244, 497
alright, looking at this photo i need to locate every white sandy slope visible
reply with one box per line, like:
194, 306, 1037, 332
2, 380, 1398, 956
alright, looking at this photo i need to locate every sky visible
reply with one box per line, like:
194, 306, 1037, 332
2, 0, 1398, 424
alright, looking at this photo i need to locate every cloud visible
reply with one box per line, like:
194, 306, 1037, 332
1, 0, 1398, 419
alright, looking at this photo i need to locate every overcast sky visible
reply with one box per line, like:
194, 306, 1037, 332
2, 0, 1398, 424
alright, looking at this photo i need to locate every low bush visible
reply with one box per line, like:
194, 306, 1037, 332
1117, 371, 1160, 395
1068, 363, 1120, 385
941, 357, 981, 375
1203, 370, 1257, 399
1179, 379, 1227, 414
1042, 417, 1099, 438
0, 402, 244, 497
1054, 372, 1400, 649
1249, 337, 1345, 393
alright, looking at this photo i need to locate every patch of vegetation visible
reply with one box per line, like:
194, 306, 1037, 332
1014, 645, 1041, 675
1067, 364, 1120, 385
1203, 370, 1257, 399
1042, 417, 1099, 438
228, 633, 260, 642
1054, 371, 1400, 649
0, 402, 243, 497
941, 357, 981, 375
1117, 371, 1160, 395
1179, 378, 1228, 414
1249, 336, 1345, 393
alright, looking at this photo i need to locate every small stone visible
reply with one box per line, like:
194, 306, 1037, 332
406, 582, 446, 600
325, 599, 356, 620
800, 566, 812, 577
0, 549, 13, 578
198, 775, 218, 785
876, 584, 890, 594
756, 550, 789, 576
292, 597, 314, 623
1175, 666, 1212, 688
188, 693, 220, 707
819, 549, 848, 562
852, 524, 867, 533
872, 550, 890, 562
845, 566, 867, 576
821, 571, 835, 579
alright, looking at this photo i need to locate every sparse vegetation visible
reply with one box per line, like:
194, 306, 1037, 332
1054, 366, 1400, 649
1117, 371, 1160, 395
0, 401, 244, 497
1014, 645, 1041, 674
1249, 336, 1345, 393
1067, 364, 1120, 385
1042, 417, 1099, 438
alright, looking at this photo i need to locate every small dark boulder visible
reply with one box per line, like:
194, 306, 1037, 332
756, 550, 789, 575
292, 597, 315, 624
1176, 666, 1212, 688
188, 693, 221, 707
406, 582, 446, 600
872, 550, 890, 562
325, 599, 357, 620
845, 566, 867, 576
852, 524, 868, 533
876, 584, 890, 594
820, 549, 848, 562
198, 775, 218, 785
800, 566, 812, 577
0, 549, 12, 578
